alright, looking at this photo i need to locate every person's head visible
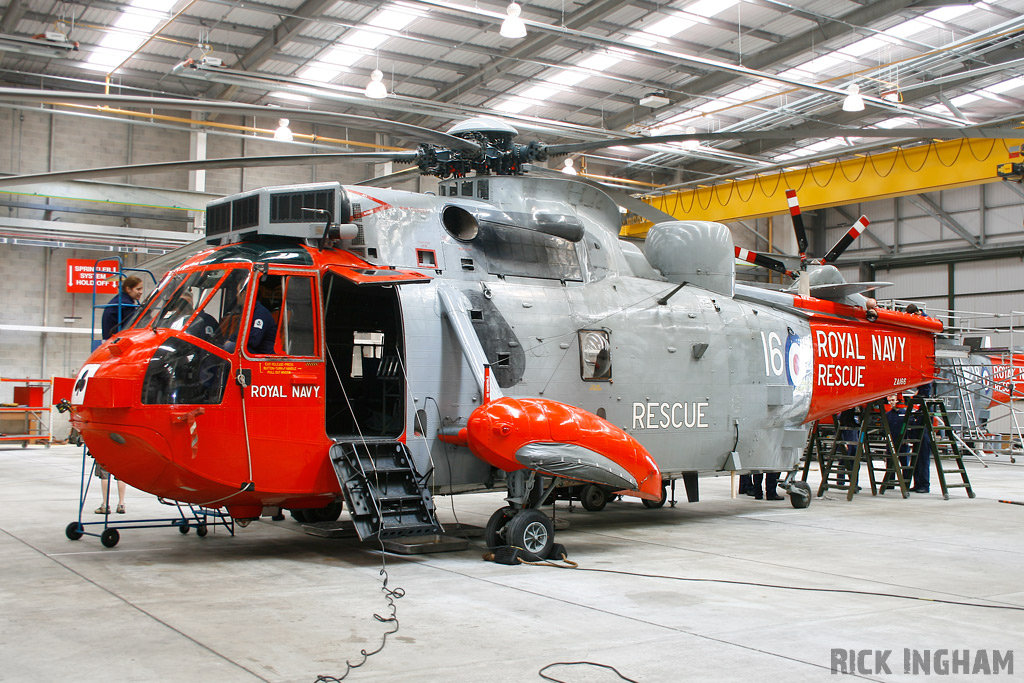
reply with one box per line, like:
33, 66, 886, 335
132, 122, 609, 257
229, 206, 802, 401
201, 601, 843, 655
122, 275, 144, 301
905, 303, 920, 315
887, 394, 898, 405
865, 297, 878, 310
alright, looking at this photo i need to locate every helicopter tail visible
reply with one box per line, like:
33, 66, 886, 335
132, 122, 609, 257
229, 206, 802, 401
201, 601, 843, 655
462, 397, 663, 501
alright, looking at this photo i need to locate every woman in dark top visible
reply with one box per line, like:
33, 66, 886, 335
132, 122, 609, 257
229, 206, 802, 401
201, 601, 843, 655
101, 275, 144, 339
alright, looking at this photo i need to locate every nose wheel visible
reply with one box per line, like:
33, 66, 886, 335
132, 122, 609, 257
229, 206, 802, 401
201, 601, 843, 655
485, 507, 556, 561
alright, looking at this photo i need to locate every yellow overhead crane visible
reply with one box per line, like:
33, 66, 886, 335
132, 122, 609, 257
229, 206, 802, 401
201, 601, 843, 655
624, 136, 1024, 237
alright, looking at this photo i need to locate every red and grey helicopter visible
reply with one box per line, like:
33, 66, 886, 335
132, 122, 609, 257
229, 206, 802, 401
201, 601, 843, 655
4, 88, 1000, 559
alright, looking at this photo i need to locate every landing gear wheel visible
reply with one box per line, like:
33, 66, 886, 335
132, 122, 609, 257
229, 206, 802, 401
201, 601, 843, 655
580, 484, 608, 512
65, 522, 83, 541
301, 502, 344, 523
789, 481, 812, 509
290, 509, 309, 523
196, 523, 208, 537
100, 528, 120, 548
642, 485, 668, 509
485, 506, 516, 548
179, 522, 190, 534
505, 509, 554, 561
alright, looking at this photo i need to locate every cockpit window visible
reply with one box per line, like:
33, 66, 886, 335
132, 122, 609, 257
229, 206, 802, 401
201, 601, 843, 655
149, 269, 227, 337
579, 329, 611, 381
198, 269, 251, 353
133, 273, 186, 330
141, 337, 231, 405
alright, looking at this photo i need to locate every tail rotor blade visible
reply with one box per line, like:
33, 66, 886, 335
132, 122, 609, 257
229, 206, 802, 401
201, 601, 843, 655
820, 216, 870, 263
735, 246, 792, 276
785, 189, 809, 260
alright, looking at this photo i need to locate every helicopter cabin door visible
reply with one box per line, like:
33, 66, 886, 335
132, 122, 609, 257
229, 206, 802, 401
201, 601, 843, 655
236, 269, 326, 479
321, 265, 430, 440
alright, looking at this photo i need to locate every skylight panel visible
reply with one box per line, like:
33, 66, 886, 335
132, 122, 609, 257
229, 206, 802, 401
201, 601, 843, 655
546, 70, 587, 87
950, 93, 981, 107
494, 98, 530, 114
521, 85, 557, 101
685, 0, 739, 19
129, 0, 169, 11
299, 65, 339, 82
114, 12, 161, 33
646, 15, 696, 38
839, 36, 891, 58
778, 54, 844, 80
578, 54, 620, 71
624, 35, 658, 47
319, 47, 361, 67
344, 30, 387, 50
882, 18, 930, 40
269, 92, 311, 103
875, 117, 917, 128
924, 6, 976, 22
367, 9, 417, 31
984, 76, 1024, 95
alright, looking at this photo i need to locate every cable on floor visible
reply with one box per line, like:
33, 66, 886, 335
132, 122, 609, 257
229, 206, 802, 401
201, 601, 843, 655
539, 661, 639, 683
523, 557, 1024, 612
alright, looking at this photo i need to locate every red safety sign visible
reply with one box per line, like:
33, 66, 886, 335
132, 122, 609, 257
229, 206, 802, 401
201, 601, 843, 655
66, 259, 119, 294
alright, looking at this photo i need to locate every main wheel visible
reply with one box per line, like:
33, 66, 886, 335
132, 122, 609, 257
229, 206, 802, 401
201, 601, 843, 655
65, 522, 83, 541
642, 485, 668, 509
789, 481, 812, 509
579, 485, 608, 512
195, 523, 209, 537
301, 501, 344, 523
505, 509, 554, 561
100, 528, 120, 548
290, 509, 309, 523
484, 506, 516, 548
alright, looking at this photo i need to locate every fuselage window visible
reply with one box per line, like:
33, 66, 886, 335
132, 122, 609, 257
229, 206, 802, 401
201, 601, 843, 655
579, 329, 611, 381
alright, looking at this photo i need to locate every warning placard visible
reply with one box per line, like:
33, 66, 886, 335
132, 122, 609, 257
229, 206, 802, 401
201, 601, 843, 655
66, 259, 119, 294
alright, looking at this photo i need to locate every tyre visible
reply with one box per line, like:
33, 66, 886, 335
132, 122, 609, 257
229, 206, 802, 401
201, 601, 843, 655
100, 528, 120, 548
580, 484, 608, 512
505, 509, 554, 561
484, 506, 516, 548
65, 522, 83, 541
642, 485, 668, 509
290, 509, 309, 523
789, 481, 812, 509
302, 501, 344, 523
195, 523, 208, 537
179, 522, 190, 534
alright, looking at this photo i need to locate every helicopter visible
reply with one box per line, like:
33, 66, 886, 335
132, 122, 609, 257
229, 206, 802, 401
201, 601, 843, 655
0, 89, 979, 560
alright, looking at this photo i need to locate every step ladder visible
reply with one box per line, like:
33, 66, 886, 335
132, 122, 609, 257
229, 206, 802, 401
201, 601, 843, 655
860, 400, 910, 498
818, 410, 863, 501
909, 398, 977, 500
329, 440, 441, 540
799, 420, 835, 483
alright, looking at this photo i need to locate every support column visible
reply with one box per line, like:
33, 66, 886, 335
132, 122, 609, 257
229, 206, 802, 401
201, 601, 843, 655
189, 121, 207, 234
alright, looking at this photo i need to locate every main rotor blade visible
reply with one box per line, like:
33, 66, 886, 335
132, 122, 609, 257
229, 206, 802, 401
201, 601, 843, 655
785, 189, 809, 260
820, 216, 870, 263
355, 166, 420, 186
545, 127, 1024, 156
524, 164, 677, 224
735, 246, 792, 276
0, 88, 481, 152
0, 152, 420, 188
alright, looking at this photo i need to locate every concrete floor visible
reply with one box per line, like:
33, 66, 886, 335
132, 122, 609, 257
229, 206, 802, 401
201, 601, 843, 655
2, 444, 1022, 682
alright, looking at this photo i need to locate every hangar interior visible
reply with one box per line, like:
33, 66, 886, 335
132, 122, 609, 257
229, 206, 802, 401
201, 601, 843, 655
1, 1, 1023, 681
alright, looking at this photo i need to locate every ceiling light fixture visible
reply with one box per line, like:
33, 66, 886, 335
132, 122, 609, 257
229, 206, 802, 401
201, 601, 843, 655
500, 2, 527, 39
365, 69, 388, 99
273, 118, 293, 141
842, 83, 865, 112
561, 158, 577, 175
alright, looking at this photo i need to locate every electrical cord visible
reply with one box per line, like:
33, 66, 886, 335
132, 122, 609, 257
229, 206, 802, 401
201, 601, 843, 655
539, 661, 639, 683
522, 561, 1024, 612
315, 539, 406, 682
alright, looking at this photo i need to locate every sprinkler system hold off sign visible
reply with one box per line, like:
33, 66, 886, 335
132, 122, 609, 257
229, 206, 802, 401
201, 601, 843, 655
66, 259, 119, 294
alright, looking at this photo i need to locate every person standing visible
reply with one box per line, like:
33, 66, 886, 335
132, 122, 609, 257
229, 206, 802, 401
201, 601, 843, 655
101, 275, 144, 339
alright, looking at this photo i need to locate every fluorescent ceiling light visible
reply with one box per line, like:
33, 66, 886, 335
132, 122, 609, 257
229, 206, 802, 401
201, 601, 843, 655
842, 83, 864, 111
500, 2, 527, 39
